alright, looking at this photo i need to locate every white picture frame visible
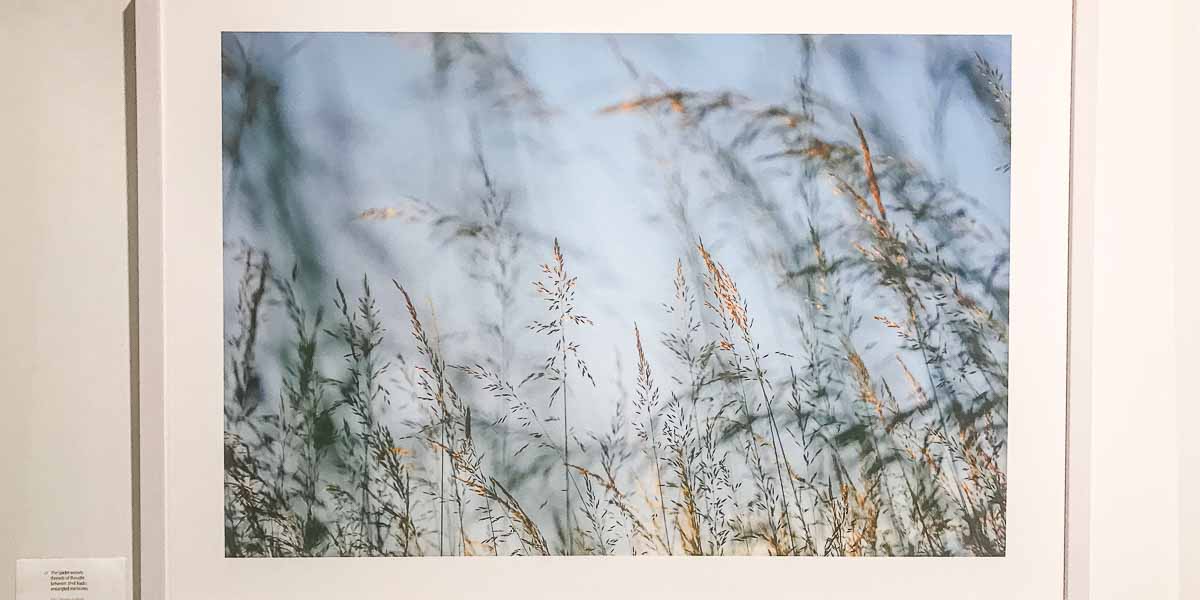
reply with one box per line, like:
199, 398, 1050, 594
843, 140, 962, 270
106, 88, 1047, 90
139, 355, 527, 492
133, 0, 1080, 598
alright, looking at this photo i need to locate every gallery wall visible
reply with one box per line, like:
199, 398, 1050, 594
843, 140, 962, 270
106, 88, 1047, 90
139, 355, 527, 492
1172, 1, 1198, 597
0, 1, 1193, 599
0, 1, 135, 600
1087, 0, 1183, 596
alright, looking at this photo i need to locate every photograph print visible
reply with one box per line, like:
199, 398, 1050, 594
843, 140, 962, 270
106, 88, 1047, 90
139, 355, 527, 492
222, 32, 1012, 557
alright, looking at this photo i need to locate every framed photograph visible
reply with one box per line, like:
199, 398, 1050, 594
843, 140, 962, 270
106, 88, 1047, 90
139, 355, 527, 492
135, 0, 1074, 598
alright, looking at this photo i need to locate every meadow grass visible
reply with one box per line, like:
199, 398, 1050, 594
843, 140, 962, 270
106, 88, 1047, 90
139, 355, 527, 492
222, 44, 1010, 557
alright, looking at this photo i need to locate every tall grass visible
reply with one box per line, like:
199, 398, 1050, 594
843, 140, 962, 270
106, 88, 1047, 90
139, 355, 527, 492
223, 42, 1009, 558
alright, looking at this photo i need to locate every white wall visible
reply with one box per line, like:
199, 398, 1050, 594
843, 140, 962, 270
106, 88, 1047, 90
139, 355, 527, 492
1172, 1, 1198, 598
1087, 0, 1189, 598
0, 1, 1194, 599
0, 2, 134, 600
